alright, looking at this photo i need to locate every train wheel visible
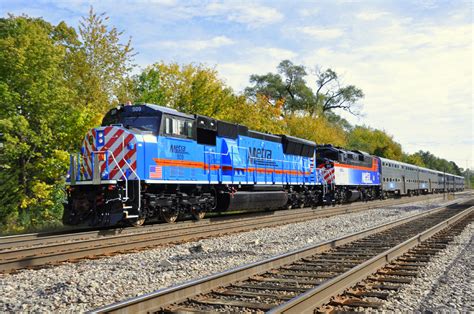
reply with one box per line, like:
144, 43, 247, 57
191, 208, 206, 220
161, 207, 179, 223
132, 218, 145, 227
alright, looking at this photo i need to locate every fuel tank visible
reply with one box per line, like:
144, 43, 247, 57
217, 190, 288, 211
346, 190, 361, 202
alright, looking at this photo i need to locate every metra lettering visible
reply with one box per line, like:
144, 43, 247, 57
170, 145, 186, 153
249, 147, 272, 159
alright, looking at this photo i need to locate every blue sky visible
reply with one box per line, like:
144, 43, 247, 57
1, 0, 473, 168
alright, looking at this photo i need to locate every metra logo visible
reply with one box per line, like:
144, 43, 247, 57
170, 145, 186, 154
249, 147, 272, 159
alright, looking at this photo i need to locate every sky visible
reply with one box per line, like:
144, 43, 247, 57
1, 0, 473, 168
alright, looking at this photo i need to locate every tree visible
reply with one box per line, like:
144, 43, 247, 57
245, 60, 315, 114
0, 15, 77, 229
347, 126, 403, 160
0, 10, 135, 232
315, 67, 364, 115
402, 153, 426, 167
245, 60, 364, 117
286, 114, 347, 147
134, 62, 237, 118
71, 7, 136, 130
221, 94, 287, 134
411, 151, 462, 175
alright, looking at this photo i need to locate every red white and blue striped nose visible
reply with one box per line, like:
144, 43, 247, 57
81, 126, 137, 180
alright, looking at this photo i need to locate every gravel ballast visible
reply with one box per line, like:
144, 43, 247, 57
384, 221, 473, 313
0, 196, 470, 312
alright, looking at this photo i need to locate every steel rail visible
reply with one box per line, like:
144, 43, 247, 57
0, 195, 442, 273
0, 193, 447, 251
0, 194, 448, 273
91, 198, 473, 314
270, 204, 473, 313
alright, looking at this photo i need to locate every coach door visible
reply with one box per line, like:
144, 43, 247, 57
402, 175, 407, 194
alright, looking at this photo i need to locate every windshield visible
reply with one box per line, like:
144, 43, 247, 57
122, 116, 159, 134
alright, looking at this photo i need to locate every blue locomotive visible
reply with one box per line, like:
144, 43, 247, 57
64, 103, 321, 226
64, 103, 464, 227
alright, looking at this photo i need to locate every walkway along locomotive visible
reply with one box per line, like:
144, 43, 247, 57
63, 103, 464, 227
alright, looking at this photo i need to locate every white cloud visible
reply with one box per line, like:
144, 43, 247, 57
216, 47, 297, 91
250, 47, 297, 60
298, 7, 320, 17
205, 2, 283, 27
300, 18, 472, 165
355, 11, 389, 21
156, 36, 235, 51
296, 26, 344, 39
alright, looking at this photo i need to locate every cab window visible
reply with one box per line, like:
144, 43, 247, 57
162, 115, 195, 139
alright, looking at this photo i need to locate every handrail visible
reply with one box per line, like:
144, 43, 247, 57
90, 150, 142, 213
117, 153, 141, 213
93, 151, 129, 201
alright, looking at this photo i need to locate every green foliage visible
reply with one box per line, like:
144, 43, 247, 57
409, 151, 462, 175
347, 126, 403, 160
463, 169, 474, 189
0, 11, 135, 233
402, 153, 426, 167
245, 60, 364, 116
71, 7, 136, 130
245, 60, 315, 113
0, 15, 76, 231
315, 68, 364, 115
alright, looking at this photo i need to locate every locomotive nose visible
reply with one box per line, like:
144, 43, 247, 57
80, 126, 138, 181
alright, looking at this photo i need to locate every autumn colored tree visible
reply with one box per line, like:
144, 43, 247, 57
134, 62, 235, 118
286, 114, 347, 147
134, 63, 286, 134
221, 95, 287, 134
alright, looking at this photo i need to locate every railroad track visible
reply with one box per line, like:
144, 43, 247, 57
0, 194, 463, 273
316, 203, 473, 313
92, 198, 473, 313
